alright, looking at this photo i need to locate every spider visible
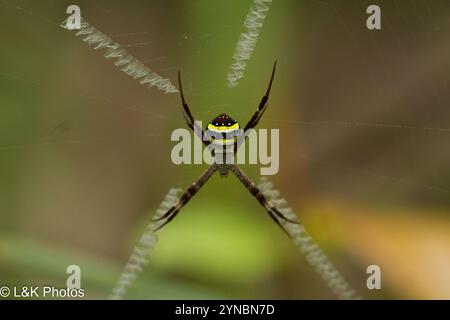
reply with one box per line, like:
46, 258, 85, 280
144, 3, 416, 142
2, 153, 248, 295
153, 61, 298, 235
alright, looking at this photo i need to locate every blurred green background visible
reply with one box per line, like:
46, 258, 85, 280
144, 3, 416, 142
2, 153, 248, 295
1, 0, 450, 299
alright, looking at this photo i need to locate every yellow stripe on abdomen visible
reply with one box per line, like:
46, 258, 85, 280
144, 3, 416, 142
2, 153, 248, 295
206, 122, 239, 131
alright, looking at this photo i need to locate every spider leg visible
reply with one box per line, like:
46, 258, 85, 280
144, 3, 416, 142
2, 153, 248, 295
153, 165, 217, 231
229, 164, 298, 235
243, 60, 277, 133
178, 71, 210, 147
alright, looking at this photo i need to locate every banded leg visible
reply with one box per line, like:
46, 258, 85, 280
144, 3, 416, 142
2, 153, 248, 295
178, 71, 210, 147
243, 61, 277, 132
153, 164, 217, 231
229, 164, 298, 235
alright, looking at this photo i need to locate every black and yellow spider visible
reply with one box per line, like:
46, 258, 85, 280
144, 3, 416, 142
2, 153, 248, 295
153, 61, 298, 234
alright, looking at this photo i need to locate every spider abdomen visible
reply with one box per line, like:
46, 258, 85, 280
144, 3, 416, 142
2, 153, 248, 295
206, 113, 240, 146
206, 113, 240, 165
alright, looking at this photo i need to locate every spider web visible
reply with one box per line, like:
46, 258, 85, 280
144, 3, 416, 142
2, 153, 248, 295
1, 0, 450, 299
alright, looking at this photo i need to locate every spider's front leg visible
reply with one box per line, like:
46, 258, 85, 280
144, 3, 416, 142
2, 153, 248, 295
177, 71, 210, 147
229, 164, 298, 236
243, 60, 277, 133
153, 164, 218, 231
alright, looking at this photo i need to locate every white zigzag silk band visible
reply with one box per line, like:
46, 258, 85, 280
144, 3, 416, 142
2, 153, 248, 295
228, 0, 272, 88
110, 180, 359, 299
109, 188, 182, 300
258, 177, 360, 300
61, 17, 178, 94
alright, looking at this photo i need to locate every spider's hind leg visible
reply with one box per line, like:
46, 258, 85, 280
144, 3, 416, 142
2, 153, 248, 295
152, 164, 218, 231
229, 164, 298, 236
